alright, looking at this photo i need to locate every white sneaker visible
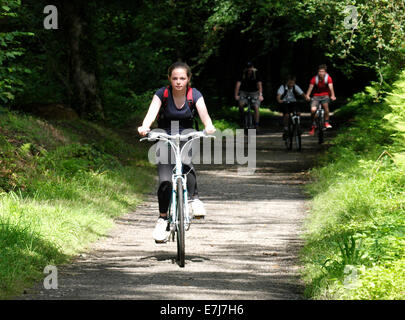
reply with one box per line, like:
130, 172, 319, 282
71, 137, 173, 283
190, 199, 206, 219
152, 217, 169, 243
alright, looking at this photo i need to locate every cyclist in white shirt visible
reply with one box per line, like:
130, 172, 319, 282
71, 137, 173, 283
276, 75, 308, 140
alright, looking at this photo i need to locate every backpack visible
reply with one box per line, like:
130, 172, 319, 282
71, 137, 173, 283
157, 85, 199, 131
281, 85, 300, 100
315, 73, 329, 86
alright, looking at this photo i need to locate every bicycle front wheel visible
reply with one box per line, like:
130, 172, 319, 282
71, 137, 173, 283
244, 112, 252, 135
294, 124, 302, 152
248, 112, 253, 129
318, 111, 325, 144
286, 124, 293, 151
176, 178, 185, 267
317, 119, 324, 144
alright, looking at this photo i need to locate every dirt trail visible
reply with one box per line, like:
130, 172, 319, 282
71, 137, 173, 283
21, 115, 326, 300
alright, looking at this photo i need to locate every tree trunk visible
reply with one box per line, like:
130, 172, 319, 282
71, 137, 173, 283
62, 0, 104, 120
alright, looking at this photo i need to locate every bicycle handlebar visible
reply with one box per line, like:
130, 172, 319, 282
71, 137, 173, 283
140, 130, 216, 170
140, 130, 215, 142
309, 97, 335, 109
240, 95, 258, 101
282, 99, 307, 104
310, 97, 335, 102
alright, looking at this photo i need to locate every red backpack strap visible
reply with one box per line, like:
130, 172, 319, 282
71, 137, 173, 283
162, 86, 193, 109
186, 87, 200, 131
186, 86, 197, 116
162, 86, 170, 108
186, 86, 194, 107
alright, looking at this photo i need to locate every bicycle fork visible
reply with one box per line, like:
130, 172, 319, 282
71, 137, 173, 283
169, 174, 191, 239
316, 108, 325, 130
291, 114, 300, 127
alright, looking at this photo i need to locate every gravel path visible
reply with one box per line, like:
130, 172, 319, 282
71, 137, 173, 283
21, 116, 325, 300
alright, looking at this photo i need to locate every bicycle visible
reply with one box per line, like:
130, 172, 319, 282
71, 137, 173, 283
140, 130, 215, 267
283, 101, 302, 152
311, 98, 329, 144
240, 95, 257, 135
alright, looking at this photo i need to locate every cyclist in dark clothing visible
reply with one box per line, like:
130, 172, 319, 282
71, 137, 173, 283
138, 62, 215, 242
234, 62, 264, 129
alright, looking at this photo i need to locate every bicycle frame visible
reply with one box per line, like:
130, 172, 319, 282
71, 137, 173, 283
141, 131, 214, 236
244, 95, 256, 111
168, 135, 193, 234
315, 104, 325, 127
312, 100, 326, 144
290, 110, 300, 127
284, 101, 302, 151
311, 97, 329, 127
240, 95, 257, 131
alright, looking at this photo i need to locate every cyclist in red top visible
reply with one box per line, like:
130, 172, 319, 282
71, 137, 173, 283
305, 64, 336, 135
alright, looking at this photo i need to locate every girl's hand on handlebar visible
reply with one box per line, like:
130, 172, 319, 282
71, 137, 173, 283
137, 126, 150, 137
204, 124, 216, 135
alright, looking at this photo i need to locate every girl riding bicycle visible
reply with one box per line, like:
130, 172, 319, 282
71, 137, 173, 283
138, 62, 216, 243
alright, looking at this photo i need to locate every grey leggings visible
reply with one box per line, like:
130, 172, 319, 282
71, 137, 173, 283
155, 140, 198, 214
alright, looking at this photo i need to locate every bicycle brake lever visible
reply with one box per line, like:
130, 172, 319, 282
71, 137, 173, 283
140, 133, 159, 141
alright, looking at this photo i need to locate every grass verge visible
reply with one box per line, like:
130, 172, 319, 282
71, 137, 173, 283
301, 72, 405, 299
0, 109, 154, 298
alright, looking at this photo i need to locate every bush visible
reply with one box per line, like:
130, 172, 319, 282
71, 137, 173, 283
302, 71, 405, 300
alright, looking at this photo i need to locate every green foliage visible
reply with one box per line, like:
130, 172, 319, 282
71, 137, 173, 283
38, 143, 118, 177
288, 0, 405, 85
102, 79, 154, 126
342, 259, 405, 299
0, 215, 65, 296
302, 70, 405, 300
193, 0, 245, 71
208, 106, 241, 131
2, 0, 403, 123
0, 109, 154, 298
0, 0, 33, 103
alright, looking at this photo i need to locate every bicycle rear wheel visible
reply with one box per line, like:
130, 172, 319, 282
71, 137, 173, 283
176, 178, 185, 267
